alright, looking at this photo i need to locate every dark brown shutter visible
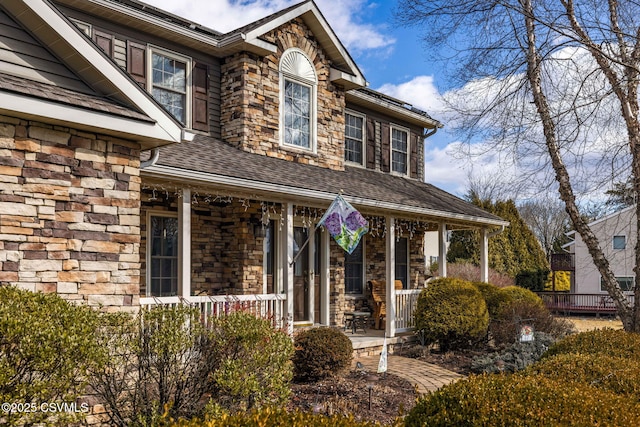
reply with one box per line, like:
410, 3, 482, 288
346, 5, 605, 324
381, 123, 390, 173
93, 29, 114, 58
410, 132, 419, 178
192, 62, 209, 132
127, 41, 146, 89
366, 118, 376, 169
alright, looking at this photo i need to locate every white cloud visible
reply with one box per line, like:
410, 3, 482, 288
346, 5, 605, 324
140, 0, 394, 52
376, 75, 446, 117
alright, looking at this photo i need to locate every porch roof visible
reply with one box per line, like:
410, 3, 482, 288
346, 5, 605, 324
143, 136, 507, 229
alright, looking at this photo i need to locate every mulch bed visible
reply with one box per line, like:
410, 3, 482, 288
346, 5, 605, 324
288, 370, 417, 425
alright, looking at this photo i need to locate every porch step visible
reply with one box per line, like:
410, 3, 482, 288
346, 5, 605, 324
347, 333, 416, 358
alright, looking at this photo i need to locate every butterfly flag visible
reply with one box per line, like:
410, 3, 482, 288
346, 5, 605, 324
318, 195, 369, 254
377, 334, 388, 374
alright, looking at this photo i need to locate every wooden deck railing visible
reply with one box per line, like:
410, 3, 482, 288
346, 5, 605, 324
537, 292, 634, 315
139, 294, 287, 329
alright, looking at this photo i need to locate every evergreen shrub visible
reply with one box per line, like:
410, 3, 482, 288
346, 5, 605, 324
293, 327, 353, 382
471, 281, 510, 320
405, 373, 640, 427
414, 278, 489, 350
167, 406, 385, 427
471, 332, 555, 373
0, 287, 102, 426
542, 328, 640, 360
527, 353, 640, 396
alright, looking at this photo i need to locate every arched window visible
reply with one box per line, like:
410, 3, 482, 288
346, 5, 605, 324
279, 49, 317, 150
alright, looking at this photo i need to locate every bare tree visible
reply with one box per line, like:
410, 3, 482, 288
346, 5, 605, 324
518, 196, 570, 260
397, 0, 640, 330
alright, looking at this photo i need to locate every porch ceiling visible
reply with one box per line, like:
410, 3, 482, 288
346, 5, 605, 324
142, 136, 508, 229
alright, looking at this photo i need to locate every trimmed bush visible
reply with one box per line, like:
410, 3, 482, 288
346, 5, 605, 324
515, 268, 550, 292
207, 312, 294, 411
405, 373, 640, 427
527, 353, 640, 396
542, 328, 640, 360
471, 281, 510, 320
293, 327, 353, 382
0, 287, 102, 426
497, 286, 544, 310
414, 278, 489, 351
166, 406, 385, 427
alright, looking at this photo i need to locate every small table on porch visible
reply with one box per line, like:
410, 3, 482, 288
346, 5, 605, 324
343, 311, 370, 334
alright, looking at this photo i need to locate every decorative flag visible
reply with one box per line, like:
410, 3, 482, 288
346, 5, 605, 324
318, 195, 369, 254
377, 334, 388, 374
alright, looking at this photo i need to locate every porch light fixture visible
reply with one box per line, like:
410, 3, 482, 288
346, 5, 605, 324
252, 218, 267, 238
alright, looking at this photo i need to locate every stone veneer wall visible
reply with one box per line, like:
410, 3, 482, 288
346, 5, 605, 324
0, 116, 141, 311
140, 194, 267, 296
221, 18, 346, 171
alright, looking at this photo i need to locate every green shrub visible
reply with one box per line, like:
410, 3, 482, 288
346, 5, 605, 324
515, 268, 550, 292
0, 287, 102, 426
542, 328, 640, 360
471, 281, 510, 320
293, 327, 353, 382
497, 286, 544, 310
207, 312, 294, 411
414, 278, 489, 350
167, 406, 385, 426
471, 332, 556, 373
405, 373, 640, 427
527, 353, 640, 396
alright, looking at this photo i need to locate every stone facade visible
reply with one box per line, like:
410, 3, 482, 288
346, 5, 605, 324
140, 194, 268, 296
221, 19, 346, 171
0, 115, 141, 311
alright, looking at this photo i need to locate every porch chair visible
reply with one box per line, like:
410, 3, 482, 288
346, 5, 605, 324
367, 279, 403, 330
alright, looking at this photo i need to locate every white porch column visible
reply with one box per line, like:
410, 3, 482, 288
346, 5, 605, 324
308, 230, 315, 325
178, 188, 191, 298
282, 203, 294, 335
480, 228, 489, 283
438, 222, 447, 278
320, 229, 330, 326
386, 215, 396, 338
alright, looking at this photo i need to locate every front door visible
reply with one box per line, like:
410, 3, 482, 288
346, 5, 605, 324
293, 227, 324, 324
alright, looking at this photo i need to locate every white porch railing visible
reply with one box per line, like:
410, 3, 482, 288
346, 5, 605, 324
395, 289, 422, 333
139, 294, 287, 329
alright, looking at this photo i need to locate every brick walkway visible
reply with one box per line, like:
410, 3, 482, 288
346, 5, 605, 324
354, 354, 465, 394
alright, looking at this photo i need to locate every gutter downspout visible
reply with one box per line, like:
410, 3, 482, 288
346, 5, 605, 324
489, 225, 505, 238
141, 148, 160, 169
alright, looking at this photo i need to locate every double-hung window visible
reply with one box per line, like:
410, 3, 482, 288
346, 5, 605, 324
345, 112, 365, 165
148, 214, 178, 297
280, 49, 317, 151
150, 47, 190, 125
600, 276, 634, 292
391, 126, 409, 175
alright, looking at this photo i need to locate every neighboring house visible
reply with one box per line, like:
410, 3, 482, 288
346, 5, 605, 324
564, 206, 636, 295
0, 0, 507, 337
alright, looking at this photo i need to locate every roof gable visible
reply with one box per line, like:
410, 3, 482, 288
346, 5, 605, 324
0, 0, 191, 148
222, 0, 367, 90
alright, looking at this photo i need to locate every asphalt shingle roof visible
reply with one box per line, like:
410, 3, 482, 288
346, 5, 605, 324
0, 72, 152, 122
155, 136, 505, 226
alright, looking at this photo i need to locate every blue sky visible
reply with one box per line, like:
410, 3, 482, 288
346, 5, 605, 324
142, 0, 479, 196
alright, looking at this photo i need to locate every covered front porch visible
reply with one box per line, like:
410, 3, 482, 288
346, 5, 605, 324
138, 179, 504, 337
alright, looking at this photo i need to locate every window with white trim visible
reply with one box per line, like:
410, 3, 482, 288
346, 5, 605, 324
600, 276, 634, 292
280, 49, 317, 151
613, 235, 626, 250
391, 126, 409, 175
148, 214, 179, 297
149, 47, 190, 125
345, 111, 365, 165
345, 240, 364, 294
